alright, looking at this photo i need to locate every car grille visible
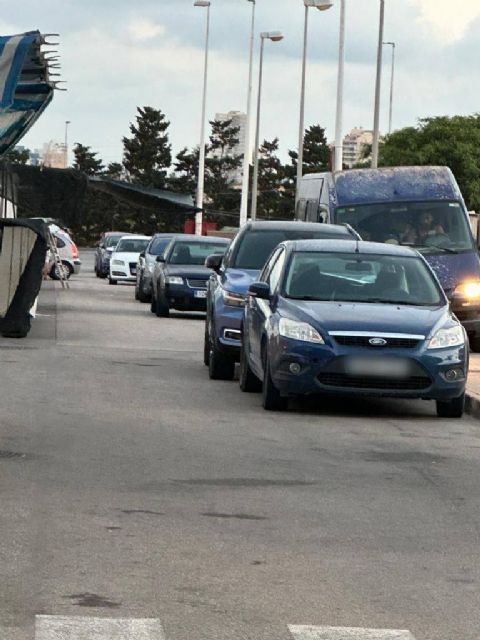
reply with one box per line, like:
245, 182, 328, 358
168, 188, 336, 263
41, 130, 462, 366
187, 279, 208, 289
129, 262, 137, 275
317, 372, 431, 390
334, 336, 421, 349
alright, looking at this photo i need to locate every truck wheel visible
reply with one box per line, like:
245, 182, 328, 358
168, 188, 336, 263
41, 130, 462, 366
436, 393, 465, 418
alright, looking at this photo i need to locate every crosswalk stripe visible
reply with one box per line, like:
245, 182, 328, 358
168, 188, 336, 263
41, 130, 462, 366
35, 616, 166, 640
289, 626, 417, 640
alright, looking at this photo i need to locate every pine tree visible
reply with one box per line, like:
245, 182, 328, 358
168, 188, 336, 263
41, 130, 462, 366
288, 124, 330, 176
73, 143, 104, 175
256, 138, 291, 220
205, 118, 242, 211
169, 146, 199, 196
103, 162, 124, 180
122, 106, 172, 188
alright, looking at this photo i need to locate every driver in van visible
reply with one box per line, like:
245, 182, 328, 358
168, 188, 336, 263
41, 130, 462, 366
384, 216, 417, 245
416, 211, 446, 244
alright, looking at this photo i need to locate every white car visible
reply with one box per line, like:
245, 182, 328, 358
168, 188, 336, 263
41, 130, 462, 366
48, 223, 81, 280
109, 235, 151, 285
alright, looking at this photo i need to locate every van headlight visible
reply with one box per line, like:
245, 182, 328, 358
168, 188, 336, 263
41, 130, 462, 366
279, 317, 324, 344
223, 290, 246, 307
428, 324, 465, 349
455, 280, 480, 299
166, 276, 184, 285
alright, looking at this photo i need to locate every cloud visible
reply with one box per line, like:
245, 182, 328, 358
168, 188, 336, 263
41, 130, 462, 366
127, 18, 165, 42
411, 0, 480, 42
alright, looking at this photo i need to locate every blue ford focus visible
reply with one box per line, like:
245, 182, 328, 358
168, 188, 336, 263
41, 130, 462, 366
240, 239, 468, 417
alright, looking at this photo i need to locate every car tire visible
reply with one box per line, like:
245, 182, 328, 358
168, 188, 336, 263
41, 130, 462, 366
203, 322, 210, 366
436, 393, 465, 418
108, 277, 117, 285
262, 352, 288, 411
155, 288, 170, 317
135, 280, 140, 300
50, 261, 72, 280
137, 282, 151, 303
239, 342, 262, 392
208, 339, 235, 380
469, 335, 480, 352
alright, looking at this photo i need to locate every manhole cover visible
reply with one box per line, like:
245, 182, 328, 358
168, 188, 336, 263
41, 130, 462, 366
0, 450, 26, 459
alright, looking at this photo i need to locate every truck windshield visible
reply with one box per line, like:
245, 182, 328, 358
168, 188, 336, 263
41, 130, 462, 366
335, 201, 474, 254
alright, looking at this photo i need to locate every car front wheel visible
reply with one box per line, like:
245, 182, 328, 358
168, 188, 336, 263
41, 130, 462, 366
154, 287, 170, 317
262, 352, 288, 411
204, 323, 210, 366
208, 336, 235, 380
239, 342, 262, 392
436, 393, 465, 418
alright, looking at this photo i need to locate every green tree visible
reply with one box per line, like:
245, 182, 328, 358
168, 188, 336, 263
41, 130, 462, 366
288, 124, 330, 176
378, 115, 480, 211
256, 138, 292, 220
123, 106, 172, 188
103, 162, 124, 180
4, 146, 30, 164
169, 146, 199, 196
73, 143, 104, 175
205, 118, 242, 211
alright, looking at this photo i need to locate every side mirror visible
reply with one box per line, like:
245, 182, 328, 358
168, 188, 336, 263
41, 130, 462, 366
99, 243, 105, 249
156, 255, 165, 263
248, 282, 271, 300
205, 253, 223, 273
318, 205, 329, 223
139, 252, 145, 259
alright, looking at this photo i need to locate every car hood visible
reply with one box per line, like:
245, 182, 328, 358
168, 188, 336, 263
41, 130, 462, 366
223, 269, 259, 294
280, 298, 450, 339
423, 252, 480, 295
165, 265, 212, 279
111, 251, 141, 262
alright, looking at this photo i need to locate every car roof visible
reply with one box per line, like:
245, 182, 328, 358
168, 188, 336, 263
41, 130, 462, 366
243, 221, 353, 235
151, 233, 176, 238
171, 234, 230, 243
117, 234, 151, 241
104, 231, 131, 237
285, 239, 420, 257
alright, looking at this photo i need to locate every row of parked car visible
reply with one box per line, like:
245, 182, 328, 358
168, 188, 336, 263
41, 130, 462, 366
98, 221, 469, 419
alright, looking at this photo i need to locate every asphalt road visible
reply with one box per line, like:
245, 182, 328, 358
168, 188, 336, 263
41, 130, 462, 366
1, 250, 480, 639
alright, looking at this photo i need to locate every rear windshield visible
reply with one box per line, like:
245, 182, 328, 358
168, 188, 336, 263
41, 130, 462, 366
233, 228, 351, 270
105, 236, 122, 248
168, 241, 228, 265
149, 237, 173, 256
116, 238, 150, 253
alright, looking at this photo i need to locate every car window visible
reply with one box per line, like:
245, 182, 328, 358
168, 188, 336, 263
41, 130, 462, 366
259, 247, 283, 283
149, 237, 173, 256
106, 236, 122, 248
267, 249, 286, 293
55, 236, 66, 249
116, 238, 150, 253
168, 241, 229, 265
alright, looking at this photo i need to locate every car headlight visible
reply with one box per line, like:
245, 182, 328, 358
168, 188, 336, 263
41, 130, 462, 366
112, 259, 124, 266
278, 317, 324, 344
166, 276, 184, 285
223, 290, 246, 307
455, 280, 480, 300
428, 324, 465, 349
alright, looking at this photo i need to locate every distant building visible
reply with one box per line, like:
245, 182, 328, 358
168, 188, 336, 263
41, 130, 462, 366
342, 128, 373, 168
41, 141, 67, 169
210, 110, 247, 187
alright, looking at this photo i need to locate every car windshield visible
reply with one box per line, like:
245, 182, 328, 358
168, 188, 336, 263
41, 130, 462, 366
105, 235, 122, 248
115, 238, 150, 253
168, 241, 228, 265
150, 237, 173, 256
284, 251, 444, 306
233, 228, 351, 270
335, 201, 474, 254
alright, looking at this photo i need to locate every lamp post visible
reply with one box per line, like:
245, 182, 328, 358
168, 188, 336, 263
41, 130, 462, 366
239, 0, 256, 227
297, 0, 333, 200
333, 0, 346, 171
383, 40, 395, 134
251, 31, 284, 221
371, 0, 385, 168
64, 120, 71, 168
194, 0, 211, 236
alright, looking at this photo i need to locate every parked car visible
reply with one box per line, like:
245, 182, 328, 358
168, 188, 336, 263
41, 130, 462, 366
204, 220, 360, 380
48, 224, 81, 280
135, 233, 176, 303
240, 239, 468, 417
94, 231, 131, 278
109, 235, 151, 285
151, 235, 230, 317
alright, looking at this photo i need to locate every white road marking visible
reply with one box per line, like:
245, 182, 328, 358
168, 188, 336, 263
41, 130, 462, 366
35, 616, 166, 640
289, 626, 417, 640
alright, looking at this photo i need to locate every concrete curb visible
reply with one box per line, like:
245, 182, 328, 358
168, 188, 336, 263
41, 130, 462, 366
466, 392, 480, 419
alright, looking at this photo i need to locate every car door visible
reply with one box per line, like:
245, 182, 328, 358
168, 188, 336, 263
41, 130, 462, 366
247, 248, 286, 372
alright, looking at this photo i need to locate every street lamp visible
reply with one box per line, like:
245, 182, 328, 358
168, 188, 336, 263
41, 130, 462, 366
383, 40, 395, 134
194, 0, 211, 236
371, 0, 385, 168
297, 1, 333, 201
333, 0, 346, 171
251, 31, 284, 221
239, 0, 256, 228
64, 120, 71, 168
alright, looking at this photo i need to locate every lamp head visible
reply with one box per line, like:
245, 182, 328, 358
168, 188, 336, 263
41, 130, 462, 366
194, 0, 210, 6
304, 0, 333, 9
260, 31, 284, 42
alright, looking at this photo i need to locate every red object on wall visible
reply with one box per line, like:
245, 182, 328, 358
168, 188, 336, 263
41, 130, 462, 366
184, 220, 218, 235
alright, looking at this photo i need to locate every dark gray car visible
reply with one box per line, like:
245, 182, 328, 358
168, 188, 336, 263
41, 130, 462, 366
135, 233, 176, 302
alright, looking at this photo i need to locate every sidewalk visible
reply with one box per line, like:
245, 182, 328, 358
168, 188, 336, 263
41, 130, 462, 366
467, 353, 480, 418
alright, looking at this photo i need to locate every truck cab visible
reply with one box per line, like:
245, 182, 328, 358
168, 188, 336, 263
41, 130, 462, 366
296, 166, 480, 350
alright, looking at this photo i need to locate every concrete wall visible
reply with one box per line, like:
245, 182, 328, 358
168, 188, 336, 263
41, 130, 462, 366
0, 225, 37, 317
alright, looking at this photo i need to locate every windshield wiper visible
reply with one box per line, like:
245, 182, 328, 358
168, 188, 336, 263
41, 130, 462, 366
414, 244, 459, 254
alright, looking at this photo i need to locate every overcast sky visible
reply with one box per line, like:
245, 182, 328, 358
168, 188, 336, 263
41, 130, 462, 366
4, 0, 480, 165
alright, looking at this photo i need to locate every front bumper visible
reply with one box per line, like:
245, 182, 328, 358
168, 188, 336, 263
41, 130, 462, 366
166, 283, 208, 311
110, 264, 136, 281
269, 337, 467, 401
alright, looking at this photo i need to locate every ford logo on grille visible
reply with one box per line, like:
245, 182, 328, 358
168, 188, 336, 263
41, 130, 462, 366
369, 337, 387, 346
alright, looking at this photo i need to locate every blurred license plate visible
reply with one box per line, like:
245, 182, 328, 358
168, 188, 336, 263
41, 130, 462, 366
345, 357, 410, 378
194, 290, 207, 298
